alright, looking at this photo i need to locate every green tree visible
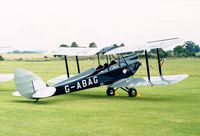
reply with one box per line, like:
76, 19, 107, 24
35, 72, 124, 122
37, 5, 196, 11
12, 50, 21, 54
184, 41, 200, 53
113, 44, 118, 47
89, 42, 97, 48
173, 46, 186, 57
150, 48, 168, 58
71, 42, 78, 47
119, 43, 125, 47
0, 55, 4, 61
173, 46, 195, 57
59, 44, 69, 47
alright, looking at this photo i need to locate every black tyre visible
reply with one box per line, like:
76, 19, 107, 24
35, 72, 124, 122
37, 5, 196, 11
106, 88, 115, 96
128, 88, 137, 97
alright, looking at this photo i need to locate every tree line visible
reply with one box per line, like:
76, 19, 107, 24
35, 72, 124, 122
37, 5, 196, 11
148, 41, 200, 58
59, 42, 97, 48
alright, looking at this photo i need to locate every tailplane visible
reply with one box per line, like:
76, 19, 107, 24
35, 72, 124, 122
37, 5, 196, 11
13, 69, 56, 99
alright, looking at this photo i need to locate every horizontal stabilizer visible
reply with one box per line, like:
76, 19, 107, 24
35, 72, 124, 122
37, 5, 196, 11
109, 74, 189, 88
14, 69, 56, 99
12, 91, 21, 96
32, 87, 56, 98
0, 74, 14, 82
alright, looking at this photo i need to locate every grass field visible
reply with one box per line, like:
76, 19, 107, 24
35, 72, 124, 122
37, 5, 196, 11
0, 58, 200, 136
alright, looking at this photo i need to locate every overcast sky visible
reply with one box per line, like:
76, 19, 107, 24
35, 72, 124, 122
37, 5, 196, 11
0, 0, 199, 50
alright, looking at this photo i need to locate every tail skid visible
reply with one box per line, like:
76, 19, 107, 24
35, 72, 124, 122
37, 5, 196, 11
13, 69, 56, 99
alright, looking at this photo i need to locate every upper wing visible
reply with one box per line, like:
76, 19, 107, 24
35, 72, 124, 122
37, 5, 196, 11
140, 38, 183, 51
98, 44, 124, 54
105, 38, 183, 55
47, 44, 125, 56
109, 74, 189, 88
48, 47, 101, 56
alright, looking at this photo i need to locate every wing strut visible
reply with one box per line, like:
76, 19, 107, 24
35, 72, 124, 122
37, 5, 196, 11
106, 55, 109, 63
97, 53, 100, 65
76, 56, 80, 73
118, 54, 121, 67
120, 54, 134, 74
64, 55, 70, 78
145, 50, 151, 82
109, 55, 112, 63
156, 48, 162, 76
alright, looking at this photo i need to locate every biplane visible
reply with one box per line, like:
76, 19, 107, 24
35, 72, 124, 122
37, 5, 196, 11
13, 38, 188, 102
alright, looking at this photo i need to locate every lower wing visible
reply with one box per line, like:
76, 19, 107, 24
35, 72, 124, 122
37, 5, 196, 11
0, 74, 13, 82
109, 74, 188, 88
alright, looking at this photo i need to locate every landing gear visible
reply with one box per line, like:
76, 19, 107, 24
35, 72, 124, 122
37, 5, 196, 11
121, 87, 137, 97
106, 87, 137, 97
35, 98, 39, 103
106, 87, 115, 96
128, 88, 137, 97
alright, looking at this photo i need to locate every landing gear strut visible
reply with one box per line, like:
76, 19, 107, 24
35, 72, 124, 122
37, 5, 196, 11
35, 98, 39, 103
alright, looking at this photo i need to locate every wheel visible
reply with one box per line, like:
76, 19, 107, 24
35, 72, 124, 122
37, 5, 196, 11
128, 88, 137, 97
106, 88, 115, 96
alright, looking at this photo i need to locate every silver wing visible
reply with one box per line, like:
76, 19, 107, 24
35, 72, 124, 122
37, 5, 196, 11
0, 74, 13, 82
47, 47, 101, 56
47, 44, 124, 56
105, 37, 183, 55
109, 74, 188, 88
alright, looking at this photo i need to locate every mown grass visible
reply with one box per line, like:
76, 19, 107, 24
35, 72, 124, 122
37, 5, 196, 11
0, 58, 200, 136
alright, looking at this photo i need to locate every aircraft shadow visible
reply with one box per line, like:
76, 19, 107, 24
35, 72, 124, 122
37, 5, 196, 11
10, 93, 176, 104
10, 98, 67, 105
70, 93, 176, 102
